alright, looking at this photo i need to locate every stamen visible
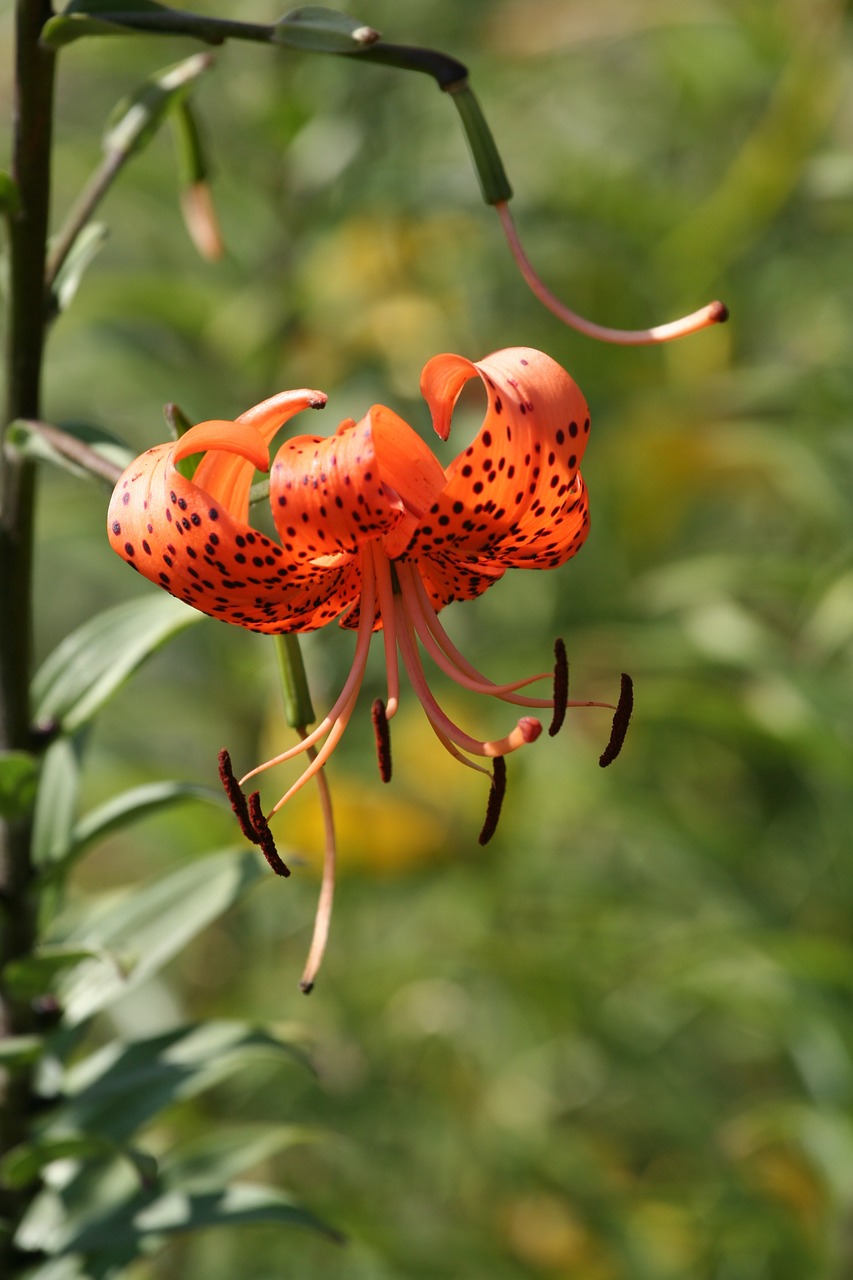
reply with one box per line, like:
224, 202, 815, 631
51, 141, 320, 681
299, 737, 337, 995
218, 748, 255, 841
247, 791, 291, 877
549, 638, 569, 737
397, 594, 543, 757
240, 548, 377, 783
478, 756, 507, 846
371, 698, 392, 782
599, 673, 634, 767
495, 201, 728, 346
267, 685, 360, 816
399, 562, 554, 708
370, 543, 400, 719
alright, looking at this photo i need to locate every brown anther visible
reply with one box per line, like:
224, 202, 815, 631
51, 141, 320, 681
478, 756, 507, 846
247, 791, 291, 877
549, 637, 569, 737
218, 747, 255, 841
599, 673, 634, 767
371, 698, 392, 783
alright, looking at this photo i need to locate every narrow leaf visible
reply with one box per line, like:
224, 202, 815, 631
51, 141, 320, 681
129, 1181, 343, 1243
0, 751, 38, 819
40, 14, 142, 47
0, 170, 21, 216
274, 6, 380, 53
54, 848, 269, 1025
58, 780, 227, 873
53, 1020, 312, 1142
1, 1133, 156, 1192
32, 737, 81, 868
0, 1036, 44, 1068
104, 53, 215, 159
51, 222, 109, 313
158, 1124, 327, 1191
64, 0, 173, 12
43, 0, 175, 43
5, 419, 132, 487
32, 595, 202, 734
2, 946, 118, 1001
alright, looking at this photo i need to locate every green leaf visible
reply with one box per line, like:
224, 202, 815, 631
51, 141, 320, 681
17, 1253, 95, 1280
274, 6, 380, 53
2, 946, 117, 1002
5, 419, 132, 486
104, 53, 215, 159
1, 1133, 157, 1192
41, 14, 134, 47
447, 84, 514, 204
32, 737, 81, 868
54, 1020, 312, 1142
20, 1174, 340, 1257
0, 170, 21, 216
157, 1124, 327, 1191
0, 751, 38, 819
64, 0, 173, 12
171, 99, 208, 185
57, 780, 226, 873
54, 848, 270, 1025
32, 594, 202, 735
41, 0, 175, 47
0, 1036, 44, 1068
51, 222, 108, 313
129, 1181, 343, 1243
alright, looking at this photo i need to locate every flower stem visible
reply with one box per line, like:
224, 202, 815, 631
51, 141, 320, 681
0, 1, 56, 1267
273, 633, 316, 731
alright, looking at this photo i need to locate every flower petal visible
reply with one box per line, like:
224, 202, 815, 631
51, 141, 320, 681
270, 407, 446, 563
108, 412, 359, 634
415, 347, 591, 571
190, 389, 327, 521
415, 551, 506, 611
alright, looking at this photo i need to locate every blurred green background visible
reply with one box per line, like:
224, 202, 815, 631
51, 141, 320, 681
6, 0, 853, 1274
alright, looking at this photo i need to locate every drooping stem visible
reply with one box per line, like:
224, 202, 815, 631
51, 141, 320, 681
0, 0, 56, 1267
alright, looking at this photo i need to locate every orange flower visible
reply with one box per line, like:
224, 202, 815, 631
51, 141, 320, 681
108, 345, 629, 850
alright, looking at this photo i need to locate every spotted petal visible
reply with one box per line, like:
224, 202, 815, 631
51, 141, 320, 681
271, 406, 446, 565
107, 390, 360, 633
415, 347, 591, 579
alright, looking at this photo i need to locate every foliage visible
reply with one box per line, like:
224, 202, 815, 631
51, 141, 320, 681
2, 0, 853, 1278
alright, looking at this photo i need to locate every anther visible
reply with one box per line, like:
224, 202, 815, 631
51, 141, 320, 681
549, 638, 569, 737
247, 791, 291, 877
479, 755, 507, 846
218, 748, 255, 841
371, 698, 392, 782
219, 748, 291, 875
599, 673, 634, 767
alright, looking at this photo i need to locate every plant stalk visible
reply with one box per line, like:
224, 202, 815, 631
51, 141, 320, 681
0, 0, 56, 1267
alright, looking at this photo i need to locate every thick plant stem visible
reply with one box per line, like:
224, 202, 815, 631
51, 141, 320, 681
0, 0, 56, 1267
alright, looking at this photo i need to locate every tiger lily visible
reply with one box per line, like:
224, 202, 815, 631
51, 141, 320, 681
108, 346, 631, 984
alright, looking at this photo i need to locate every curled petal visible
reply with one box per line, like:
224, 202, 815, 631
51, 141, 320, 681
415, 548, 506, 611
271, 407, 446, 565
191, 389, 327, 522
107, 401, 361, 634
413, 346, 592, 575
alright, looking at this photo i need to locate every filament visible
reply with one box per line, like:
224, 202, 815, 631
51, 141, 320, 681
299, 735, 337, 995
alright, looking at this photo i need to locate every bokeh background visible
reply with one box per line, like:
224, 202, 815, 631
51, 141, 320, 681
7, 0, 853, 1274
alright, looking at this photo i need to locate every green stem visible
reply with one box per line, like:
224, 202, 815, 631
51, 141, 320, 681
0, 0, 56, 1268
273, 634, 316, 731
